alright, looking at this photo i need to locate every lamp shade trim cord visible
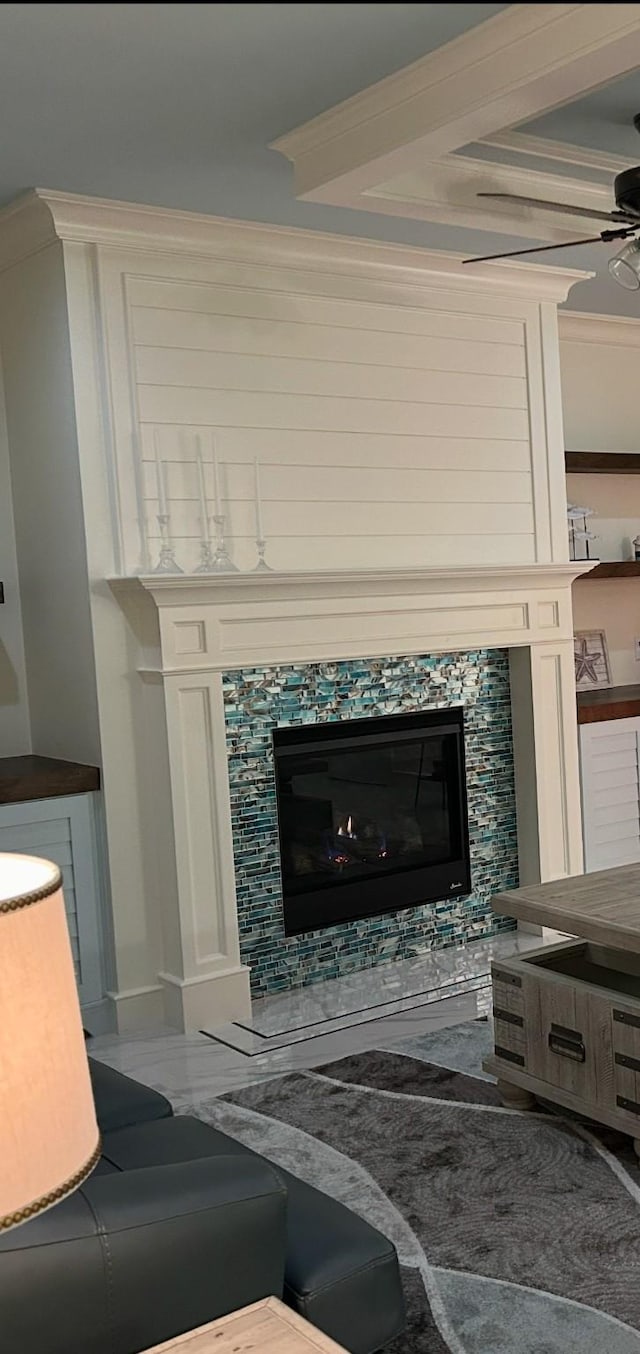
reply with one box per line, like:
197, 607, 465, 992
0, 867, 62, 914
0, 1136, 102, 1231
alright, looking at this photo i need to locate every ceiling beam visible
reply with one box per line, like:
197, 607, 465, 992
272, 4, 640, 204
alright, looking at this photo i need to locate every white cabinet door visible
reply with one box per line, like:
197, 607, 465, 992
580, 718, 640, 872
0, 793, 104, 1007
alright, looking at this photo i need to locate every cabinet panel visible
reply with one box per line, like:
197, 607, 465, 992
0, 794, 104, 1007
580, 719, 640, 872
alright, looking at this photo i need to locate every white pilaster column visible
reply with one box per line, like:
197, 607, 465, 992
157, 664, 250, 1029
510, 639, 584, 888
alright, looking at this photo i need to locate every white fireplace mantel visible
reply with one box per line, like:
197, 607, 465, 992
112, 561, 589, 1030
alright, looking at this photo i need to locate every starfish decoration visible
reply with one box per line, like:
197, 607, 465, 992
575, 636, 602, 684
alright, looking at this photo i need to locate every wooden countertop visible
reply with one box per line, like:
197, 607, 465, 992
577, 685, 640, 725
0, 755, 100, 804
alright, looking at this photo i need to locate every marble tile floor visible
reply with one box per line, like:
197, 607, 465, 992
90, 987, 489, 1106
204, 931, 540, 1054
89, 932, 547, 1105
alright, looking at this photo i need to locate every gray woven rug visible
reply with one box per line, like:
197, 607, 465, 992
193, 1021, 640, 1352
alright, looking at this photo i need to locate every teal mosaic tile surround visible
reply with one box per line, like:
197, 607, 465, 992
222, 650, 518, 996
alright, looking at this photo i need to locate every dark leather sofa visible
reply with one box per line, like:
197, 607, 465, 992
0, 1057, 405, 1354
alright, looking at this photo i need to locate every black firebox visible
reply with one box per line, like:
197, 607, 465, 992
273, 708, 471, 936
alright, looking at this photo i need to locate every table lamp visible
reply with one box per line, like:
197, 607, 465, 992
0, 852, 100, 1232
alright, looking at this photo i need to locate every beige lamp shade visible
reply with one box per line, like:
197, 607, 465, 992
0, 853, 100, 1232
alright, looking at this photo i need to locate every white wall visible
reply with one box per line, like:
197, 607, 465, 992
559, 313, 640, 454
560, 313, 640, 688
0, 355, 30, 754
0, 243, 101, 763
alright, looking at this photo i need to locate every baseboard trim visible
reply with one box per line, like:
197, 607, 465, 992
81, 996, 116, 1036
105, 984, 165, 1033
158, 966, 252, 1030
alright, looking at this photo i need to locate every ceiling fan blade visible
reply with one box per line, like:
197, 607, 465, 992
463, 235, 614, 265
477, 192, 633, 225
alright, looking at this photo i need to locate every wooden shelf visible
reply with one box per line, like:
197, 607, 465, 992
577, 685, 640, 725
0, 756, 100, 805
566, 452, 640, 474
576, 561, 640, 579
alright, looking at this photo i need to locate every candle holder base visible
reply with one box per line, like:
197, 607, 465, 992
211, 515, 239, 572
153, 548, 184, 575
193, 540, 216, 573
153, 516, 184, 574
210, 551, 240, 573
252, 538, 273, 572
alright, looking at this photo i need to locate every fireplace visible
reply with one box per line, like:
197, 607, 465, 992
273, 708, 471, 935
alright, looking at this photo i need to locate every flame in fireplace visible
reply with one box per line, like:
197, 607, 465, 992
337, 814, 356, 839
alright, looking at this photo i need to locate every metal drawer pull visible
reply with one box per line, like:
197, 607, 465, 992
548, 1028, 585, 1063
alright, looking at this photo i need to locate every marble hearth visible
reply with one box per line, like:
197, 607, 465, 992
115, 561, 589, 1030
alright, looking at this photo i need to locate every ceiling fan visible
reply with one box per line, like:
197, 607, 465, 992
463, 115, 640, 289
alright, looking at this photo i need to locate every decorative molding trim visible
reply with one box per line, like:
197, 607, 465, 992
559, 310, 640, 348
105, 983, 166, 1033
0, 188, 588, 301
272, 4, 640, 198
122, 563, 593, 609
479, 130, 631, 177
111, 563, 592, 676
358, 152, 615, 246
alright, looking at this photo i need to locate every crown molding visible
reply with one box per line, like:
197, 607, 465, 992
559, 310, 640, 348
0, 188, 588, 301
272, 4, 640, 200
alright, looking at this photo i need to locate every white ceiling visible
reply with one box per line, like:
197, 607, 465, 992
1, 4, 639, 315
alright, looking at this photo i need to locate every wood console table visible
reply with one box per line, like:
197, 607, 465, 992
484, 863, 640, 1157
144, 1298, 348, 1353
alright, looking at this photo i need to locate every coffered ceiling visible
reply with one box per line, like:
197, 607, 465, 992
274, 4, 640, 315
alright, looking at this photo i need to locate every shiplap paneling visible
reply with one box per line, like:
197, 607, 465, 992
127, 271, 534, 573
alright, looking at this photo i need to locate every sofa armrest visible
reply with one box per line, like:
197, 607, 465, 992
0, 1155, 287, 1354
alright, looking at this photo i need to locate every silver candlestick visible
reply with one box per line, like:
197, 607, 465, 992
211, 513, 239, 572
153, 514, 184, 574
252, 537, 273, 572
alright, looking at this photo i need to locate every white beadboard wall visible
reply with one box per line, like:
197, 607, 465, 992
120, 262, 537, 575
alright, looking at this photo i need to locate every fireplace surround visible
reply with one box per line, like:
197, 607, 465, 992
224, 647, 515, 995
116, 560, 590, 1027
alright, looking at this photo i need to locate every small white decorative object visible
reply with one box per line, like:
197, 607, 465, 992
567, 503, 598, 562
152, 430, 183, 574
574, 630, 611, 691
209, 434, 239, 572
633, 534, 640, 562
252, 456, 273, 572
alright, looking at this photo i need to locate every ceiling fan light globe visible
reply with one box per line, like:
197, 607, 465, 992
608, 240, 640, 291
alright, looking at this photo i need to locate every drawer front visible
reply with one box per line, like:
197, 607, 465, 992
490, 954, 614, 1109
522, 972, 600, 1102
